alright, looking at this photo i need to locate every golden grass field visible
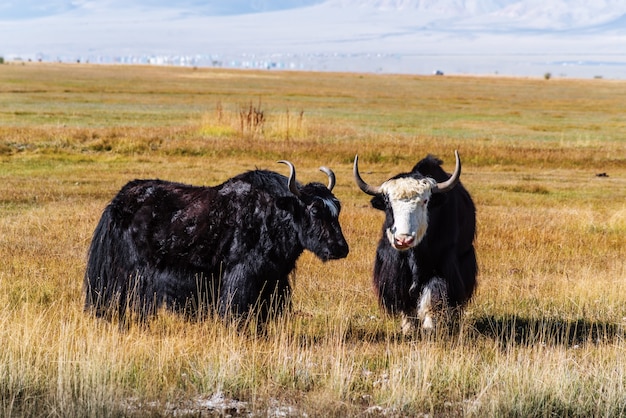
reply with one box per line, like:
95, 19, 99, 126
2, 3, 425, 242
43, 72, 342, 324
0, 63, 625, 417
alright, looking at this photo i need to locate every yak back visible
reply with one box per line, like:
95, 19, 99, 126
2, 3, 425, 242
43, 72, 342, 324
106, 170, 303, 275
411, 154, 447, 181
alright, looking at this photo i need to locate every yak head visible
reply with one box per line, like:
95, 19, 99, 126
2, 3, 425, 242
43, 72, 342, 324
277, 161, 349, 261
353, 151, 461, 251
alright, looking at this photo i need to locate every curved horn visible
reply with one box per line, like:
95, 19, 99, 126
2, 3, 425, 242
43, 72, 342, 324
319, 166, 336, 191
277, 160, 301, 197
432, 150, 461, 194
353, 155, 381, 196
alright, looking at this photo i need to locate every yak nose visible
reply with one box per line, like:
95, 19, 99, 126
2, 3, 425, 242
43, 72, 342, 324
335, 240, 350, 258
327, 243, 349, 260
394, 234, 415, 249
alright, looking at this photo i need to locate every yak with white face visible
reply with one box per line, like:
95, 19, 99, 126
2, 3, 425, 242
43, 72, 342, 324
354, 151, 477, 334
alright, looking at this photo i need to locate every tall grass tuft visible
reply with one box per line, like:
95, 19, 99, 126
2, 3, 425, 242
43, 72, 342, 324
199, 100, 307, 143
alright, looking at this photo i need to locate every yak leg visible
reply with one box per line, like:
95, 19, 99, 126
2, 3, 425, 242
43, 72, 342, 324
416, 277, 448, 332
218, 263, 289, 326
218, 265, 252, 319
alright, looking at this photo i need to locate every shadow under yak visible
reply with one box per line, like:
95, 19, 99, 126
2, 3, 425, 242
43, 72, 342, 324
315, 314, 625, 347
470, 314, 625, 347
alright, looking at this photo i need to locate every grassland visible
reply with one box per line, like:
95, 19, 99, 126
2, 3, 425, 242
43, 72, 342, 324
0, 62, 625, 417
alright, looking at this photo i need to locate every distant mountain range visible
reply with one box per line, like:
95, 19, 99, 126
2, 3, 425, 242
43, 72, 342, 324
4, 0, 626, 29
1, 0, 625, 78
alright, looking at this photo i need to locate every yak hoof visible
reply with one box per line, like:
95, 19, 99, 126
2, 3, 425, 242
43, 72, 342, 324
401, 312, 436, 336
422, 314, 435, 331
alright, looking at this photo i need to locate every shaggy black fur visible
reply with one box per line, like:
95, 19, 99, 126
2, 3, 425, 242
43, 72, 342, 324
370, 155, 477, 315
84, 168, 349, 324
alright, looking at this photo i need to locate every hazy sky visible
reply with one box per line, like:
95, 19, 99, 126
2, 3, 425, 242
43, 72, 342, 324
1, 0, 625, 78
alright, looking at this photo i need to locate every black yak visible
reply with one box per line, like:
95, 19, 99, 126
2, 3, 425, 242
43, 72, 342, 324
84, 161, 349, 324
354, 151, 477, 333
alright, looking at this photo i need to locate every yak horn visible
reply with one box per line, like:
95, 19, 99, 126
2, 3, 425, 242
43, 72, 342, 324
319, 166, 336, 191
277, 160, 301, 197
432, 150, 461, 194
353, 155, 381, 196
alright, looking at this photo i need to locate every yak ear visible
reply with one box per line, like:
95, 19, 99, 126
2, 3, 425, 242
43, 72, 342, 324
370, 195, 386, 211
275, 196, 298, 213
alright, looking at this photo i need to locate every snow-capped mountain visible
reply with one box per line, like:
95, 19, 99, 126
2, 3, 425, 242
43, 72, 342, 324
1, 0, 625, 78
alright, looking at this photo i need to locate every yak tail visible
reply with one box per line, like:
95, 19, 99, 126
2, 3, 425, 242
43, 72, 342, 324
84, 205, 135, 321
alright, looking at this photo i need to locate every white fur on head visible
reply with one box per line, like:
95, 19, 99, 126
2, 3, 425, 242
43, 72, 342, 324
380, 177, 436, 250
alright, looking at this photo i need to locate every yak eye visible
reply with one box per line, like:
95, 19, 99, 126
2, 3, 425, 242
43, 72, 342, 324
423, 199, 429, 205
310, 206, 320, 216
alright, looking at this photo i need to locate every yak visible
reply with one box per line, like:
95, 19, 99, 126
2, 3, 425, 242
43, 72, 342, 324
354, 150, 477, 334
84, 161, 349, 325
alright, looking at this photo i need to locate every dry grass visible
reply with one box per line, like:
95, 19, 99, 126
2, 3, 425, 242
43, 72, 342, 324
0, 63, 625, 417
